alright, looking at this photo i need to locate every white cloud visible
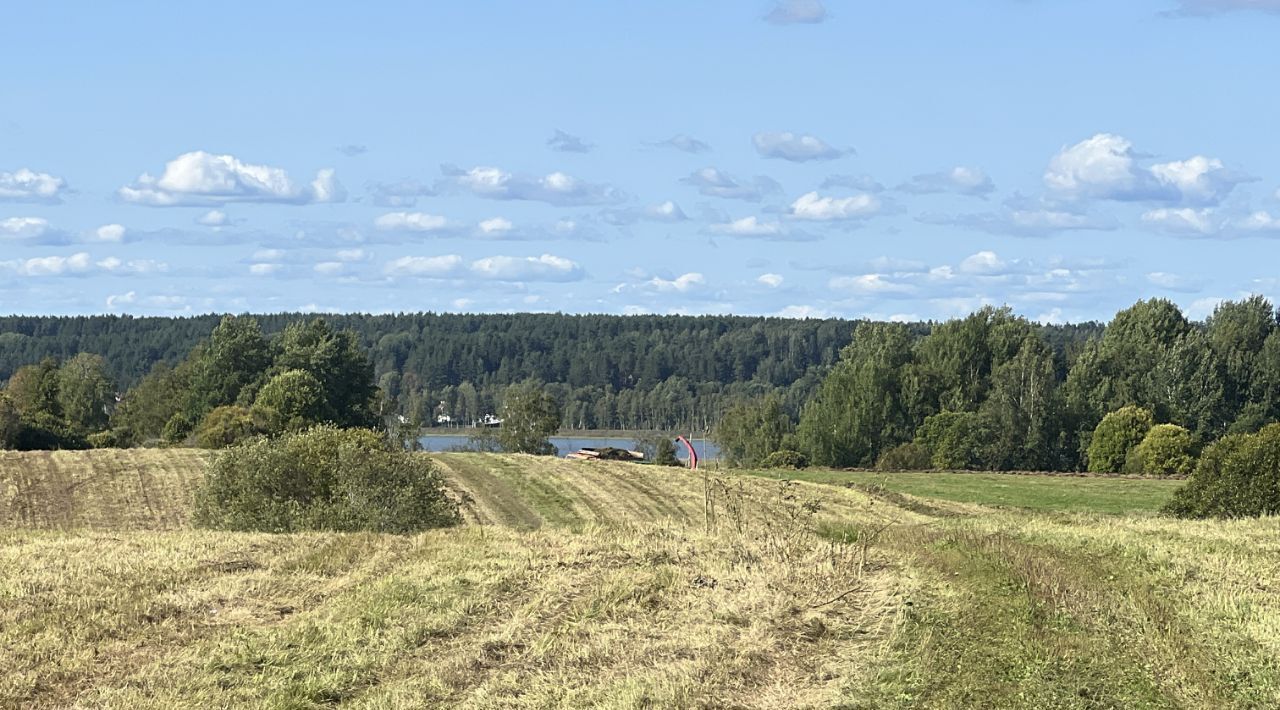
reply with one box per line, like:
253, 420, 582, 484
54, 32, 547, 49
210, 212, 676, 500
0, 216, 50, 239
822, 174, 885, 192
776, 304, 830, 318
829, 273, 914, 295
96, 256, 167, 274
789, 191, 880, 220
197, 209, 228, 226
1238, 211, 1280, 233
900, 167, 995, 196
249, 263, 281, 276
547, 129, 593, 153
336, 248, 366, 261
958, 250, 1009, 275
385, 254, 465, 277
9, 252, 92, 276
647, 272, 705, 293
765, 0, 827, 24
0, 168, 67, 203
928, 207, 1117, 237
711, 216, 783, 236
753, 131, 847, 162
478, 217, 514, 235
253, 248, 286, 261
758, 273, 784, 288
646, 201, 688, 221
314, 262, 345, 275
375, 211, 450, 232
470, 254, 583, 282
93, 224, 126, 242
1044, 133, 1143, 199
681, 167, 780, 202
106, 291, 137, 309
1149, 155, 1251, 205
441, 164, 623, 206
1141, 207, 1220, 235
119, 151, 345, 206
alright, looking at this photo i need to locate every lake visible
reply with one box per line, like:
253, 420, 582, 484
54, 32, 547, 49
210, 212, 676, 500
418, 433, 721, 461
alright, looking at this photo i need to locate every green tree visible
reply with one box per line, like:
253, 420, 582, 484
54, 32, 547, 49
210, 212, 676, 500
194, 405, 260, 449
1126, 423, 1196, 476
1086, 406, 1154, 473
111, 360, 194, 445
251, 369, 326, 434
1164, 423, 1280, 519
980, 335, 1060, 470
185, 316, 271, 422
5, 358, 61, 419
0, 394, 19, 449
1206, 296, 1277, 419
56, 353, 114, 434
713, 394, 792, 467
496, 382, 561, 455
797, 322, 914, 467
273, 319, 378, 428
914, 411, 997, 470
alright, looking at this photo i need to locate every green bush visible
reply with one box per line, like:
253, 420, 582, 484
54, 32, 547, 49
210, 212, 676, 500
1125, 423, 1196, 476
1164, 423, 1280, 519
1086, 406, 1154, 473
761, 449, 809, 470
86, 429, 130, 449
875, 442, 933, 471
251, 369, 326, 434
194, 405, 260, 449
914, 411, 996, 470
193, 425, 460, 533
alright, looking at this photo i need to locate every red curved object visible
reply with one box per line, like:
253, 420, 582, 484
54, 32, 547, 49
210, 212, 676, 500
675, 435, 698, 470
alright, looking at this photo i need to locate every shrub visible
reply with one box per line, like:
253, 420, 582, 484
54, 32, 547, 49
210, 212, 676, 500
194, 405, 260, 449
761, 449, 809, 470
1086, 406, 1154, 473
1164, 424, 1280, 519
875, 442, 933, 471
1125, 423, 1196, 476
86, 429, 130, 449
193, 425, 460, 533
914, 411, 996, 470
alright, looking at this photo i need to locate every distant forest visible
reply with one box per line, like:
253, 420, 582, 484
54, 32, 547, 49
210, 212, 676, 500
0, 313, 1104, 431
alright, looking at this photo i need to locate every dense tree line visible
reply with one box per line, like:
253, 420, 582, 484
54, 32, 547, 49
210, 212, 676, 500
0, 313, 1099, 432
717, 297, 1280, 478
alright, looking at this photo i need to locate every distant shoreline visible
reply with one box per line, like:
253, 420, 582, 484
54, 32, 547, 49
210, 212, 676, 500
418, 428, 713, 439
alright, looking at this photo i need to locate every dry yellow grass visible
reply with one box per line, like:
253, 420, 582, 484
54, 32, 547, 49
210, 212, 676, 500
1, 449, 1279, 708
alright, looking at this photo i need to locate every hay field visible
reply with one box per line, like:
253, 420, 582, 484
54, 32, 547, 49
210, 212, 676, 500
1, 450, 1278, 708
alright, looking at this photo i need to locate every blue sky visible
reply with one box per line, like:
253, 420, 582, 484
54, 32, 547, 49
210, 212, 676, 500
3, 0, 1280, 322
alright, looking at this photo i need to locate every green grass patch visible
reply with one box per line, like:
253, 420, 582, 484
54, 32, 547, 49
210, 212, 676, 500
744, 469, 1183, 515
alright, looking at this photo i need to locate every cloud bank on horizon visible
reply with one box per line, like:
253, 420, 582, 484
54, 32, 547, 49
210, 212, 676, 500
2, 0, 1278, 323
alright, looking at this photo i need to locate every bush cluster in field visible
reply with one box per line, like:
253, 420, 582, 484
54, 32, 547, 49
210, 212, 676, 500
194, 426, 459, 533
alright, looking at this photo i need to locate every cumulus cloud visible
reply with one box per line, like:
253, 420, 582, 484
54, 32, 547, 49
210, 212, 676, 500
385, 253, 584, 282
1140, 207, 1221, 235
93, 224, 126, 243
374, 211, 451, 232
681, 167, 781, 202
709, 216, 780, 236
0, 168, 67, 203
829, 273, 914, 295
0, 216, 50, 240
119, 151, 345, 206
197, 209, 228, 226
313, 262, 345, 275
1147, 271, 1204, 292
106, 291, 137, 309
1044, 134, 1250, 205
249, 263, 281, 276
547, 129, 593, 153
440, 164, 624, 206
1238, 211, 1280, 233
753, 131, 847, 162
899, 167, 995, 197
648, 135, 711, 153
646, 272, 705, 293
478, 217, 514, 235
470, 254, 584, 282
764, 0, 827, 24
958, 250, 1012, 275
758, 273, 784, 288
1, 252, 163, 277
336, 248, 367, 262
776, 305, 830, 319
367, 179, 435, 207
789, 191, 881, 220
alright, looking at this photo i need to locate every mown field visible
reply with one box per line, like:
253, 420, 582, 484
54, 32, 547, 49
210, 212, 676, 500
2, 451, 1279, 709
